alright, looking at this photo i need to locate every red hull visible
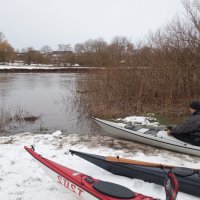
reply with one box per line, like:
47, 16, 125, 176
24, 146, 155, 200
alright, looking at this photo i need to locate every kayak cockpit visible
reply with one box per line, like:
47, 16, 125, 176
93, 180, 135, 199
124, 124, 160, 136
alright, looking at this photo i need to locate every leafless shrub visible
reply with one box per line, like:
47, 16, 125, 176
0, 107, 40, 132
71, 0, 200, 122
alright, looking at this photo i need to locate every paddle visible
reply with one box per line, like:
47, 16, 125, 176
106, 156, 174, 168
106, 156, 199, 173
164, 171, 179, 200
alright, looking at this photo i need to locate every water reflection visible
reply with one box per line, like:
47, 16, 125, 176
0, 73, 92, 135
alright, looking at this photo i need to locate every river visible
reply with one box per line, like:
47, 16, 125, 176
0, 73, 94, 135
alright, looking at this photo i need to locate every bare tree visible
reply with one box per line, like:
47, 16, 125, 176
108, 36, 134, 67
74, 43, 85, 54
0, 33, 14, 64
72, 0, 200, 119
0, 32, 5, 43
40, 45, 52, 54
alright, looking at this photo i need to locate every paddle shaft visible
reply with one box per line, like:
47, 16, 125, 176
106, 156, 198, 172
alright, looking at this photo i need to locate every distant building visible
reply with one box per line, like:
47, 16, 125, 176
52, 50, 73, 58
58, 44, 72, 51
13, 49, 74, 66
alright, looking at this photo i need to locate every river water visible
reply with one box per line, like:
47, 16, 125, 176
0, 73, 94, 135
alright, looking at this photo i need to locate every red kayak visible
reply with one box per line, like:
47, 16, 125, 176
24, 146, 179, 200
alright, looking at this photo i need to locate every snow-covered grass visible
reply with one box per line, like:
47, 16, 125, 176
0, 64, 98, 70
1, 127, 200, 200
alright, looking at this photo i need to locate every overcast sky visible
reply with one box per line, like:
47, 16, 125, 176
0, 0, 183, 50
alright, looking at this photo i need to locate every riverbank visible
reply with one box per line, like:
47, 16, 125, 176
1, 130, 199, 200
1, 116, 200, 199
0, 65, 101, 73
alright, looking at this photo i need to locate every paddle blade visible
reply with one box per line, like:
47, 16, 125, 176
164, 172, 179, 200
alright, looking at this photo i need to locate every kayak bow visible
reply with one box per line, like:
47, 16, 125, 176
24, 146, 156, 200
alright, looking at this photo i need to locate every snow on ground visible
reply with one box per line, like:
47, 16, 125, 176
0, 64, 96, 70
118, 115, 159, 126
1, 127, 200, 200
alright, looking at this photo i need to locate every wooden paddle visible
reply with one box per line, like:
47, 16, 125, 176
106, 156, 198, 171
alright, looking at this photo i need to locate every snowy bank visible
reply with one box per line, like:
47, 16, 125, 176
0, 130, 200, 200
0, 64, 101, 70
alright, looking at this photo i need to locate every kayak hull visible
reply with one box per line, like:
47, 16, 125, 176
24, 146, 154, 200
70, 149, 200, 198
94, 118, 200, 157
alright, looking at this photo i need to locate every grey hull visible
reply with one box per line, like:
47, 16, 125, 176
94, 118, 200, 157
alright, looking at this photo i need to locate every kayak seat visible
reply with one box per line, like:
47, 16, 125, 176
93, 181, 135, 199
125, 124, 160, 135
144, 129, 159, 135
124, 124, 143, 131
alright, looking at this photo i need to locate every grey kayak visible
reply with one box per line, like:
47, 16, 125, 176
94, 117, 200, 157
